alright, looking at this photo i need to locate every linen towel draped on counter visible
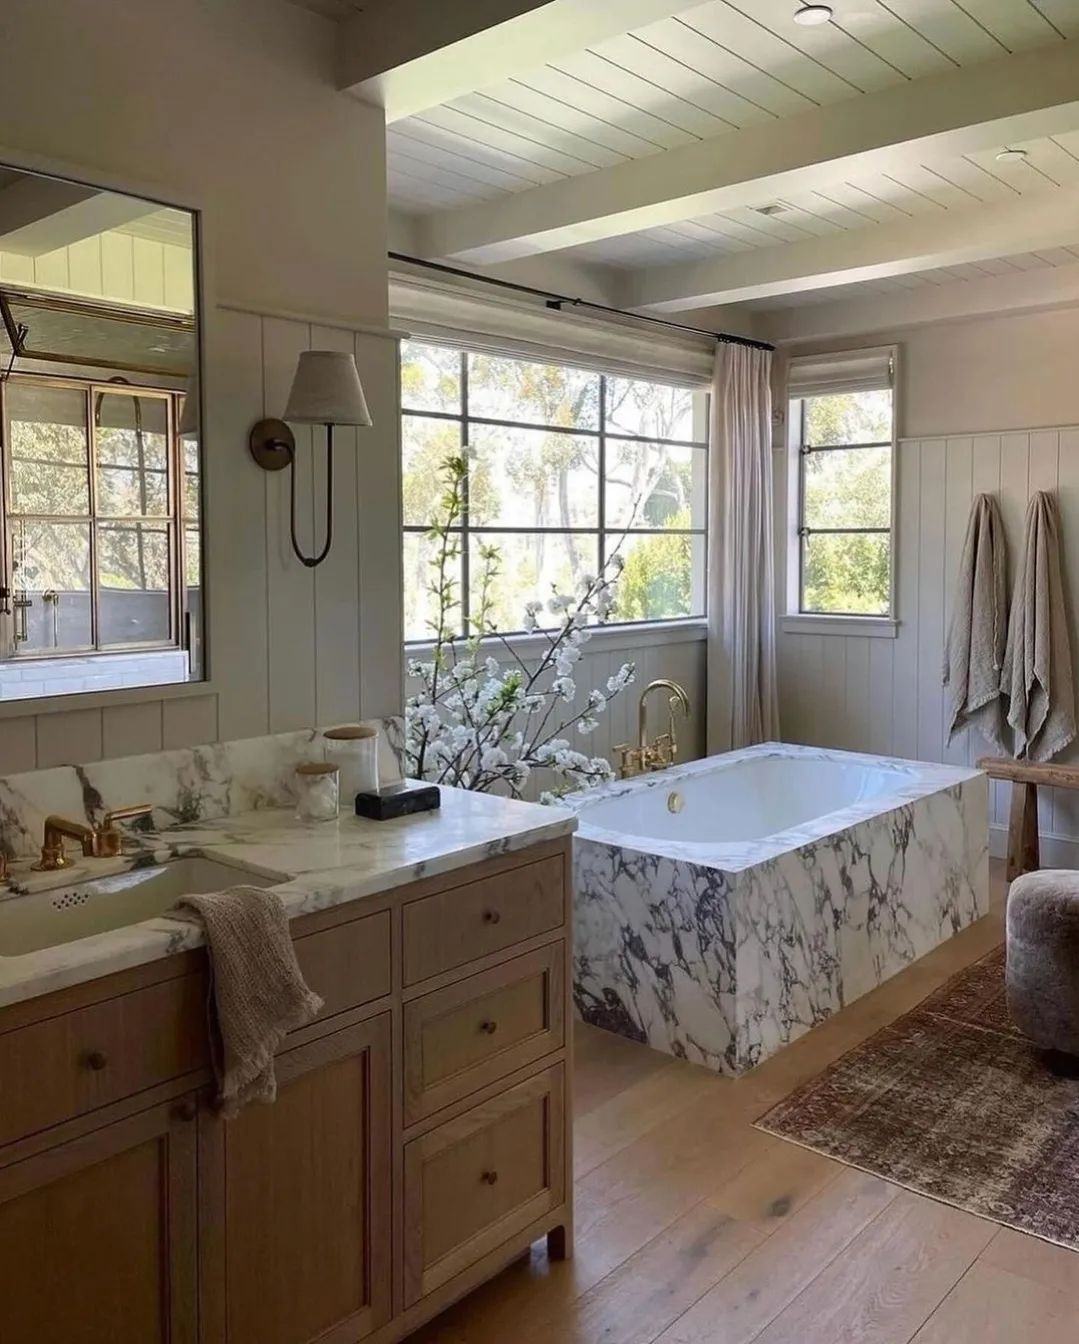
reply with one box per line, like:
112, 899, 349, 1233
178, 886, 323, 1116
1002, 491, 1076, 762
943, 492, 1009, 753
707, 341, 779, 752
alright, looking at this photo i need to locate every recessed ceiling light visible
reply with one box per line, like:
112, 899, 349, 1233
794, 3, 833, 25
755, 204, 788, 216
996, 148, 1029, 163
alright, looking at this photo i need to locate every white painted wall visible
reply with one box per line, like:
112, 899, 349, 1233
0, 0, 403, 773
775, 303, 1079, 863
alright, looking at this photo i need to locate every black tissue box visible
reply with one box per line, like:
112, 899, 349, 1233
355, 780, 441, 821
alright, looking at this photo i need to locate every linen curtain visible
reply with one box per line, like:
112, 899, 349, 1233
707, 341, 780, 752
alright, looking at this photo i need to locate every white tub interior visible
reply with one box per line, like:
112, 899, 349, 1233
576, 754, 909, 844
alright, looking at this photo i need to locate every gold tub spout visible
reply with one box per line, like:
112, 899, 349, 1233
614, 678, 691, 778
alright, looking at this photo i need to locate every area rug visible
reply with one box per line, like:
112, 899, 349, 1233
756, 947, 1079, 1249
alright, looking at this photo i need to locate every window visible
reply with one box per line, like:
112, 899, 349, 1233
0, 375, 198, 659
401, 340, 707, 641
789, 350, 895, 619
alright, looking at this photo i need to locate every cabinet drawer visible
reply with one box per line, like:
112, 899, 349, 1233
403, 856, 564, 985
404, 945, 564, 1126
293, 909, 391, 1025
402, 1064, 565, 1306
0, 974, 206, 1147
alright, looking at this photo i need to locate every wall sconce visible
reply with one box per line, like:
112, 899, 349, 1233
249, 351, 373, 568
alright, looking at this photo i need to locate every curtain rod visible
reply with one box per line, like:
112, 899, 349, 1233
388, 251, 774, 352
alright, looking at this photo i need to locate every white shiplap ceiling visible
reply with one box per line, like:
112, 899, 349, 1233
555, 131, 1079, 269
746, 243, 1079, 309
387, 0, 1078, 214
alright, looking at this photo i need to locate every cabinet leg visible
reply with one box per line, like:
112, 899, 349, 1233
547, 1224, 572, 1261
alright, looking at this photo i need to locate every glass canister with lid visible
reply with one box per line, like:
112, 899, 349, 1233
294, 761, 340, 823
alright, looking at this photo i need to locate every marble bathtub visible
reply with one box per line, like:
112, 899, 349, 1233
567, 743, 989, 1075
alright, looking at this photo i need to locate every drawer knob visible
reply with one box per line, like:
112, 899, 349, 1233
174, 1099, 198, 1123
84, 1050, 108, 1072
479, 1019, 499, 1035
481, 1169, 499, 1186
481, 909, 501, 925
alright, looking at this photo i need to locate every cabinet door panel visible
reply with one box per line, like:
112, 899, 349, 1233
403, 1064, 565, 1305
0, 1099, 197, 1344
200, 1014, 392, 1344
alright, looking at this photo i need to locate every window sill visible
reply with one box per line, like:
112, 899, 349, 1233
406, 617, 708, 662
780, 614, 898, 639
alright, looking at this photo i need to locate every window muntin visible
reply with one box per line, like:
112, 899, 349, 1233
794, 386, 894, 618
401, 341, 707, 642
1, 374, 196, 658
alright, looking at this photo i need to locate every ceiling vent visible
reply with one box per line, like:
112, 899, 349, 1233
754, 204, 788, 217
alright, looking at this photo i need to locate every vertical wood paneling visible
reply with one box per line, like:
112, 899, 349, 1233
36, 709, 103, 768
916, 441, 946, 763
778, 420, 1079, 860
102, 702, 164, 759
941, 437, 973, 766
0, 719, 37, 774
207, 307, 270, 741
262, 317, 317, 733
844, 638, 870, 752
311, 324, 362, 727
355, 333, 404, 719
868, 638, 893, 756
891, 440, 921, 760
162, 695, 218, 750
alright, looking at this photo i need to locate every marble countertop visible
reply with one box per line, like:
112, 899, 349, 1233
0, 786, 575, 1009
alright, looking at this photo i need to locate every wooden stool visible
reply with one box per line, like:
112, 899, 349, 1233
977, 757, 1079, 882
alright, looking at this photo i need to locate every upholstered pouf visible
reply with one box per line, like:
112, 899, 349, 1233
1007, 870, 1079, 1065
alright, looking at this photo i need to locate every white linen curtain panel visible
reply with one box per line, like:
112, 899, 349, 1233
707, 341, 780, 752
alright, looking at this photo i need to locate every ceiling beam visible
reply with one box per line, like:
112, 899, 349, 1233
339, 0, 704, 122
418, 41, 1079, 264
757, 262, 1079, 346
621, 191, 1079, 311
0, 178, 154, 257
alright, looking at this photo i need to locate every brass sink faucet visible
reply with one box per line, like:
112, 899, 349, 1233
33, 803, 154, 872
615, 679, 691, 778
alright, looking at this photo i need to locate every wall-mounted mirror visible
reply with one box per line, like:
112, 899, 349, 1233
0, 165, 202, 704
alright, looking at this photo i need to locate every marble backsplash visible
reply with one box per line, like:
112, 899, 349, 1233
0, 718, 405, 862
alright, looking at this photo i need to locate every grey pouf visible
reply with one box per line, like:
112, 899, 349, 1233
1007, 869, 1079, 1061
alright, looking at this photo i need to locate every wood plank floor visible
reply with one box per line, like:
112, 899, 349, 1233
410, 863, 1079, 1344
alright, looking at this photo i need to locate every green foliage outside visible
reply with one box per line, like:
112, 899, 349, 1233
799, 390, 892, 616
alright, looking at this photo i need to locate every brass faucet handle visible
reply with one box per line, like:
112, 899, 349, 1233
102, 802, 154, 828
99, 803, 154, 858
614, 743, 643, 778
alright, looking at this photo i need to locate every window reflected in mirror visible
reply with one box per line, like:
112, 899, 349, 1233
0, 166, 202, 703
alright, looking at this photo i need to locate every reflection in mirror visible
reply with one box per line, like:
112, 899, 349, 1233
0, 165, 202, 703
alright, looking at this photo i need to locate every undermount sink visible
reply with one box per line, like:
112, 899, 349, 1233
0, 856, 286, 957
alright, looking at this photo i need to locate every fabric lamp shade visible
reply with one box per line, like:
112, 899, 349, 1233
284, 350, 372, 426
178, 364, 199, 438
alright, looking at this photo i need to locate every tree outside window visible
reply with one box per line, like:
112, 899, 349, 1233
795, 387, 894, 617
401, 341, 707, 641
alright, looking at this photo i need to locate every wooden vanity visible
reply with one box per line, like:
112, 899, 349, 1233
0, 837, 573, 1344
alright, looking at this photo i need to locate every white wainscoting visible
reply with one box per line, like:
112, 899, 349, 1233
0, 305, 403, 773
777, 424, 1079, 865
404, 623, 708, 799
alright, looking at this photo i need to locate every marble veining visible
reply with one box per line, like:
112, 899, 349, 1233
567, 743, 989, 1074
0, 718, 406, 863
0, 785, 575, 1009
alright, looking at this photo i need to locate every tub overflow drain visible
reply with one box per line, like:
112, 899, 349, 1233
667, 791, 684, 814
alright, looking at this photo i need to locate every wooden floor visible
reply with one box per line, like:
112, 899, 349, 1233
410, 862, 1079, 1344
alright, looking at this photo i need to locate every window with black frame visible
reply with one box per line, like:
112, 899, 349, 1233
400, 340, 708, 641
790, 350, 896, 618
